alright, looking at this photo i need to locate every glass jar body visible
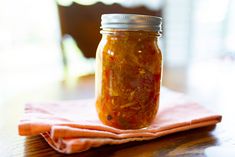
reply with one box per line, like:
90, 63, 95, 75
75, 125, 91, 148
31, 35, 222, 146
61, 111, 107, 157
95, 30, 162, 129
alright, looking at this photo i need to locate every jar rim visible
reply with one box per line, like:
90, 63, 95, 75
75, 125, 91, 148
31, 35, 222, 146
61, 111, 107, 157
101, 14, 162, 32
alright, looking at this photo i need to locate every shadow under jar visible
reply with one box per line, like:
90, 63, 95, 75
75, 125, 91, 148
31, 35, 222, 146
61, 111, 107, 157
96, 14, 163, 129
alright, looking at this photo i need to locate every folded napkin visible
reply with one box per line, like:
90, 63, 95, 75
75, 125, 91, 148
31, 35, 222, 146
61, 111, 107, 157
18, 88, 222, 154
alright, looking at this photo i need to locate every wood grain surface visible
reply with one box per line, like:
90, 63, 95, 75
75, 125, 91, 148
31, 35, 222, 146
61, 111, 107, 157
1, 61, 235, 157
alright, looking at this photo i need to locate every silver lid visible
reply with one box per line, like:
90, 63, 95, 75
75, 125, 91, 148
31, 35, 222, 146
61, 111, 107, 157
101, 14, 162, 32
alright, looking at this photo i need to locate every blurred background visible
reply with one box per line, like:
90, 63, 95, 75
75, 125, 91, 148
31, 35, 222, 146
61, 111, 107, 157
0, 0, 235, 103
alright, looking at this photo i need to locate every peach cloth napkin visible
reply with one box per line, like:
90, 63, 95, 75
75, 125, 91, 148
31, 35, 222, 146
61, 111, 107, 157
18, 88, 222, 154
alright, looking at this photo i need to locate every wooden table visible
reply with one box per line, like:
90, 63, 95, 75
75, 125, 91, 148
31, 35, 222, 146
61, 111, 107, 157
1, 60, 235, 157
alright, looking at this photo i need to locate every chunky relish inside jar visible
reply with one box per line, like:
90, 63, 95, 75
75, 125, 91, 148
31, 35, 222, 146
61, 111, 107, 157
96, 30, 162, 129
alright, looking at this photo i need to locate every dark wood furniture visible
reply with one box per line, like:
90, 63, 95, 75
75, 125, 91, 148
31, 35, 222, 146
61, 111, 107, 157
57, 2, 162, 58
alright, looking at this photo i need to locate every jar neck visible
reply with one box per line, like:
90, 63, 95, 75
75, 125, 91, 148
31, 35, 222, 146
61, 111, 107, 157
100, 29, 160, 38
101, 29, 160, 43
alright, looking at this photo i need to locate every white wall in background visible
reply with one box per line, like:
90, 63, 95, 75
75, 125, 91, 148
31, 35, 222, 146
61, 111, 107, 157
164, 0, 234, 66
0, 0, 62, 95
191, 0, 230, 60
163, 0, 193, 66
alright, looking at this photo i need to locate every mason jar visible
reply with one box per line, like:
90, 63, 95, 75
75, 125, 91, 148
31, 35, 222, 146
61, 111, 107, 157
95, 14, 163, 129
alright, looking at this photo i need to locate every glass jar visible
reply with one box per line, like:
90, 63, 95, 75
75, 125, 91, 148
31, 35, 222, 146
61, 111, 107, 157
95, 14, 162, 129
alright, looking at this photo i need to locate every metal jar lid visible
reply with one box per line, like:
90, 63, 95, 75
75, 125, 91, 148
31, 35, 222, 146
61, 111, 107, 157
101, 14, 162, 32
